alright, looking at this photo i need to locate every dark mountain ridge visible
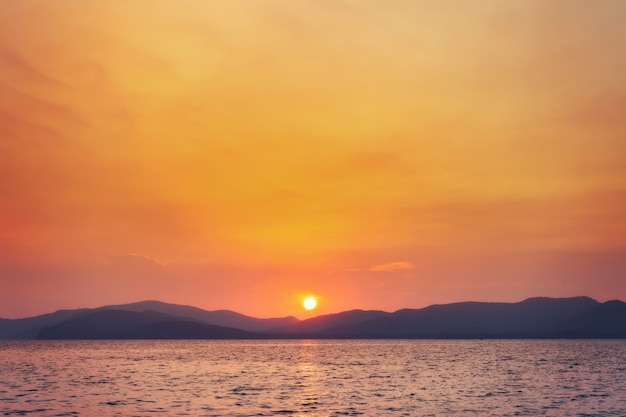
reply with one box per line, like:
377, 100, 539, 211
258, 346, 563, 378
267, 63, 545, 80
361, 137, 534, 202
320, 296, 603, 338
37, 310, 261, 340
2, 296, 625, 340
269, 309, 390, 336
0, 300, 298, 339
99, 300, 299, 332
536, 299, 626, 338
0, 308, 90, 339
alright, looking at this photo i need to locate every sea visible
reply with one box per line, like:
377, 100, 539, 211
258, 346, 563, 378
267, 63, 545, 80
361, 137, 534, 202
1, 340, 625, 416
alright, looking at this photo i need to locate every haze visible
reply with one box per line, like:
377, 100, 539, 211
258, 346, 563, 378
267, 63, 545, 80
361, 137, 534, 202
1, 1, 625, 319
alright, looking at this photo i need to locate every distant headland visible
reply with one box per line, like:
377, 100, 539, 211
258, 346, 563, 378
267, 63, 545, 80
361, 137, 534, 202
1, 297, 625, 340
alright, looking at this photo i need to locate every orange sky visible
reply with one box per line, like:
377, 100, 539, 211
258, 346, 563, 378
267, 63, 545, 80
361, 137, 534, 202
1, 1, 626, 319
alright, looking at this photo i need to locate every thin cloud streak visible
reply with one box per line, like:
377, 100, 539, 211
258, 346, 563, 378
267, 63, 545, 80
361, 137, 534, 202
368, 262, 416, 272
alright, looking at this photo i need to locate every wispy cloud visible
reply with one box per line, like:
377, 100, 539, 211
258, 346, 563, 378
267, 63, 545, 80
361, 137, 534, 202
107, 253, 174, 268
368, 261, 415, 272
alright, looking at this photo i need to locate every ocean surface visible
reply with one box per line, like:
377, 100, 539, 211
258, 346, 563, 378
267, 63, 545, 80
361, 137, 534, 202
1, 340, 625, 416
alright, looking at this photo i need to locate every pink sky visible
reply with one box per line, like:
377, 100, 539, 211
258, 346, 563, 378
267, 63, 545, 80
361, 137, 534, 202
1, 1, 626, 319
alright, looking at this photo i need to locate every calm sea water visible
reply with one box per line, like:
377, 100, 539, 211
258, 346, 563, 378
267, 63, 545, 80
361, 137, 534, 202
1, 340, 625, 416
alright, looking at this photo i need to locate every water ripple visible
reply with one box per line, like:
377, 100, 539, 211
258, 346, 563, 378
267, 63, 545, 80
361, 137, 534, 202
1, 340, 625, 416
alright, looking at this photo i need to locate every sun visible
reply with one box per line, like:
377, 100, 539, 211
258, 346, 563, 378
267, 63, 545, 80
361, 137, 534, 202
303, 296, 318, 311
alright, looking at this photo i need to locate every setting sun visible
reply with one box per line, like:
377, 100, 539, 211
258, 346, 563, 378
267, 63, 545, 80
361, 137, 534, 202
303, 296, 318, 311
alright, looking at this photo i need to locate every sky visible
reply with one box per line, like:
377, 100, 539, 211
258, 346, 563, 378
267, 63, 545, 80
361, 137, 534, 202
1, 0, 626, 319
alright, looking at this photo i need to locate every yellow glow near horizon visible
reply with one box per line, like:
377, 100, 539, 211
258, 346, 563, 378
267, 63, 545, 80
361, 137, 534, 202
303, 296, 318, 311
0, 1, 625, 319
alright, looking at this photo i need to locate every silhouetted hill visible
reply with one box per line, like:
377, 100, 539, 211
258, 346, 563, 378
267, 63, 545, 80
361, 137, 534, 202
0, 308, 89, 339
110, 321, 260, 339
543, 300, 626, 338
38, 310, 190, 339
270, 309, 390, 336
100, 300, 299, 332
318, 297, 603, 338
37, 310, 260, 340
4, 296, 626, 340
1, 300, 299, 339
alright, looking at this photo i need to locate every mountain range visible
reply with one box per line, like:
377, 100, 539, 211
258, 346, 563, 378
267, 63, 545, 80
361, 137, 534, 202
1, 297, 625, 340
